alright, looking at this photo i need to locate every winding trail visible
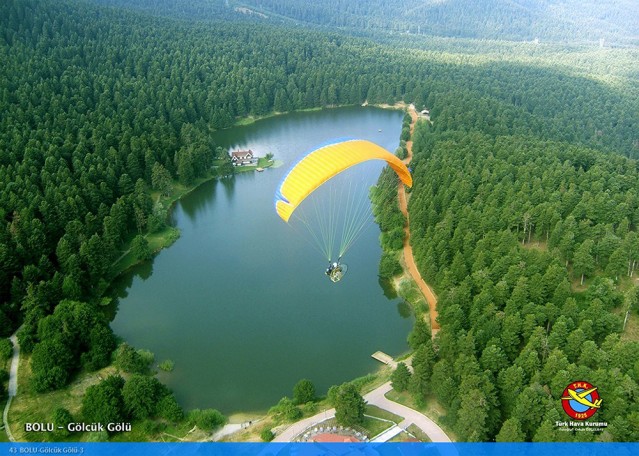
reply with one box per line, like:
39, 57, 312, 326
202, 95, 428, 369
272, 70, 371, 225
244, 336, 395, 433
399, 105, 440, 334
2, 332, 19, 442
273, 169, 451, 444
273, 382, 451, 442
365, 382, 450, 442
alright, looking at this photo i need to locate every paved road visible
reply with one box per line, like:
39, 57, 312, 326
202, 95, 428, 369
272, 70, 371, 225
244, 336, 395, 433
7, 334, 18, 397
2, 332, 19, 442
364, 382, 451, 442
273, 381, 451, 442
371, 424, 402, 442
273, 408, 336, 442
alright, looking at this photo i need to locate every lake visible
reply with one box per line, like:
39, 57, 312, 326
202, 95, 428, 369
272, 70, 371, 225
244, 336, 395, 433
110, 106, 413, 414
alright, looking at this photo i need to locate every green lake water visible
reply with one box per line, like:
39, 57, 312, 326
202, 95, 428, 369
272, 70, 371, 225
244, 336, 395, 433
110, 106, 414, 414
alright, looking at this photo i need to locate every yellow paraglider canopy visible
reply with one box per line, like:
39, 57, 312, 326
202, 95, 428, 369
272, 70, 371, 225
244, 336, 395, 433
274, 139, 412, 222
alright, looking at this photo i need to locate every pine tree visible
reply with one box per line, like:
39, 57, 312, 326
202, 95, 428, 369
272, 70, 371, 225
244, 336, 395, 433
496, 418, 525, 442
391, 362, 411, 392
573, 239, 595, 285
333, 383, 365, 427
131, 235, 152, 261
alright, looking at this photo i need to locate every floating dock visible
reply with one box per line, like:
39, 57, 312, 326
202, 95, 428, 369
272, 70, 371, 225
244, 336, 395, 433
371, 351, 396, 367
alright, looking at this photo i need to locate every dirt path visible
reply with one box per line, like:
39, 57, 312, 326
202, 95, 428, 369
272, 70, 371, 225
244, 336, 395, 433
2, 332, 19, 442
399, 105, 440, 334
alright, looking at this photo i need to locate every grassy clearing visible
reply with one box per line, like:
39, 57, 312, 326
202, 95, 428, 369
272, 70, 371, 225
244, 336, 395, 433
7, 354, 203, 443
233, 107, 323, 127
222, 371, 392, 442
110, 226, 180, 279
361, 415, 394, 439
396, 276, 428, 317
621, 312, 639, 341
109, 421, 197, 443
365, 405, 402, 424
569, 271, 639, 342
569, 268, 604, 292
8, 353, 120, 442
404, 423, 431, 442
222, 417, 273, 442
234, 157, 276, 173
155, 171, 220, 211
385, 389, 457, 441
1, 384, 9, 441
521, 240, 548, 252
352, 370, 392, 396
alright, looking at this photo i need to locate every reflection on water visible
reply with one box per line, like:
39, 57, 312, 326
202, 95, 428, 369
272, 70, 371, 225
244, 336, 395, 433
220, 175, 236, 202
180, 179, 218, 222
378, 276, 398, 300
107, 260, 154, 320
397, 301, 413, 319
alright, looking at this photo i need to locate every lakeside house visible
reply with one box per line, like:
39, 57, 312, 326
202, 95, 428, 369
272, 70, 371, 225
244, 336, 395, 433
231, 149, 258, 166
419, 108, 431, 121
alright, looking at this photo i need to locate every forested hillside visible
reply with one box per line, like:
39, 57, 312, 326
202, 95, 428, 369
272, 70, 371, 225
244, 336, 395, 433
372, 107, 639, 442
2, 0, 637, 367
1, 0, 639, 441
90, 0, 248, 23
389, 124, 639, 441
236, 0, 639, 44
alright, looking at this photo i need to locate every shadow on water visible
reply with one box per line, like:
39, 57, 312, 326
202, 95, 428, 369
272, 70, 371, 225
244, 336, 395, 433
378, 276, 398, 300
106, 260, 155, 321
396, 300, 413, 319
166, 207, 177, 227
378, 276, 412, 319
180, 179, 219, 223
220, 175, 236, 202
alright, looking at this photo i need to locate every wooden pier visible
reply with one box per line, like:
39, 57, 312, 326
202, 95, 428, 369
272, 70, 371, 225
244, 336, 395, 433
371, 351, 397, 368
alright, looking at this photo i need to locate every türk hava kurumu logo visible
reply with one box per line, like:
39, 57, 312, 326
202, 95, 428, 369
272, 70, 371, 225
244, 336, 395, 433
561, 381, 602, 420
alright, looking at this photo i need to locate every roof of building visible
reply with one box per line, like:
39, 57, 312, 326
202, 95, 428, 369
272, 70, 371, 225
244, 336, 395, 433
311, 433, 361, 443
231, 150, 253, 158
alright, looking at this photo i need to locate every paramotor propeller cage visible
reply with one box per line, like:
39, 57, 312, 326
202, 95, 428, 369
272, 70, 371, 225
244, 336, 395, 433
326, 262, 347, 283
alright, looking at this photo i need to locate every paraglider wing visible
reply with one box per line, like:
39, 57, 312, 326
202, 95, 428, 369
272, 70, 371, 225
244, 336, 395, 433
274, 139, 412, 222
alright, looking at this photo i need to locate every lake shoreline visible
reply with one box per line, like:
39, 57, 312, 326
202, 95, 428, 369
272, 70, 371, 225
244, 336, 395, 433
108, 104, 407, 283
110, 105, 411, 417
5, 106, 409, 443
231, 103, 406, 128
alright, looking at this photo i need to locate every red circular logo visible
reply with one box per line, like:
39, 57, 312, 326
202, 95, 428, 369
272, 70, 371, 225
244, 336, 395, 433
561, 381, 602, 420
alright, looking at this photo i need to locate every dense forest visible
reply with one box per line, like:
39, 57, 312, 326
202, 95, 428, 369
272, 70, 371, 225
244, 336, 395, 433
90, 0, 639, 50
90, 0, 249, 23
381, 124, 639, 441
1, 0, 639, 442
372, 119, 639, 442
236, 0, 639, 45
369, 43, 639, 447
